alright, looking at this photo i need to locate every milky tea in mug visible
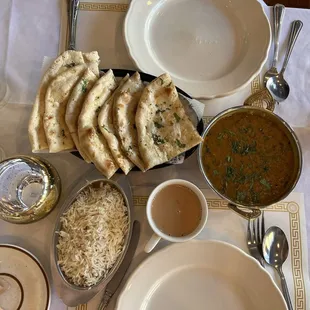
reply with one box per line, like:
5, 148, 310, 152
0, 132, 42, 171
151, 184, 202, 237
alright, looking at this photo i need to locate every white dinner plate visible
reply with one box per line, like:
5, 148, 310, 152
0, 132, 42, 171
116, 241, 286, 310
0, 244, 51, 310
124, 0, 271, 98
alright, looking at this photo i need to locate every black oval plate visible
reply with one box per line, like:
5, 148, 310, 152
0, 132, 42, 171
71, 69, 204, 170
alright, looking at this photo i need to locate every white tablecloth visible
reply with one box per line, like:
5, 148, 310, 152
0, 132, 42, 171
1, 0, 310, 309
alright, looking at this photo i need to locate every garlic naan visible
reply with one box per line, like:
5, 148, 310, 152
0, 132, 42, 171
44, 64, 86, 152
78, 70, 118, 178
136, 73, 202, 170
98, 74, 134, 174
65, 69, 98, 162
114, 72, 145, 171
82, 51, 100, 77
28, 50, 100, 152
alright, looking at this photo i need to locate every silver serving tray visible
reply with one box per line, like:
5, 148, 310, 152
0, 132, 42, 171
50, 169, 133, 306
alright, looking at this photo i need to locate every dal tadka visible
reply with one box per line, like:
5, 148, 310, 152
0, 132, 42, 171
202, 112, 296, 205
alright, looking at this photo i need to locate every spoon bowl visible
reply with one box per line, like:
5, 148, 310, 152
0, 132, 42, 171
263, 226, 292, 310
266, 74, 290, 102
262, 226, 289, 268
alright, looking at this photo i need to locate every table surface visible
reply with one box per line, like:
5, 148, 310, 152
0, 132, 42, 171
265, 0, 310, 9
0, 0, 310, 309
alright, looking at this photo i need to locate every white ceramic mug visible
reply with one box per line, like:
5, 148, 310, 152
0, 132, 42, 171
144, 179, 208, 253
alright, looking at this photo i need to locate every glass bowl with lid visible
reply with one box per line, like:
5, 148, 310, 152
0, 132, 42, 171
0, 155, 61, 224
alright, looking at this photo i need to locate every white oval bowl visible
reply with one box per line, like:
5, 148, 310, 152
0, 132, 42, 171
124, 0, 271, 99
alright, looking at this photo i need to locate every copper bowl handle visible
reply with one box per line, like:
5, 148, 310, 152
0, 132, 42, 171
228, 203, 261, 220
244, 88, 276, 111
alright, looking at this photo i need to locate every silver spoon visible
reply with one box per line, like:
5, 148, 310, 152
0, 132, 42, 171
67, 0, 80, 50
266, 20, 303, 102
262, 226, 292, 310
263, 4, 285, 86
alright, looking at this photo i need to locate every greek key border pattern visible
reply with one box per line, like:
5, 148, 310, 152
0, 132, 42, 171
288, 203, 306, 310
80, 2, 128, 12
202, 116, 213, 126
251, 75, 261, 94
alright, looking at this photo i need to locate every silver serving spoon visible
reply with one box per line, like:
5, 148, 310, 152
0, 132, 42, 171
262, 226, 292, 310
67, 0, 80, 50
266, 20, 303, 102
263, 4, 285, 86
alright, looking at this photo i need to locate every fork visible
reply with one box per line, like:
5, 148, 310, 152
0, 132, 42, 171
247, 212, 266, 267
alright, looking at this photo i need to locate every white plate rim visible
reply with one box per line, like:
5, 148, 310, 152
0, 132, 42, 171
0, 243, 51, 310
124, 0, 271, 99
116, 240, 287, 309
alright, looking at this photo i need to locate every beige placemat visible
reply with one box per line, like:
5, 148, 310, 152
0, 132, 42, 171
59, 1, 310, 128
60, 0, 134, 69
68, 190, 309, 310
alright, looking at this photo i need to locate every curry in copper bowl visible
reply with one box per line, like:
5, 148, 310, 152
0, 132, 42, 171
198, 106, 302, 217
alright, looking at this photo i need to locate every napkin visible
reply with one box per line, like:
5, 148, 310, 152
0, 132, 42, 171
5, 0, 60, 105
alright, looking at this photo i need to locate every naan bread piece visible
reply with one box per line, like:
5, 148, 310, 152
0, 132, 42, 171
28, 50, 100, 152
114, 72, 145, 171
83, 51, 100, 77
136, 73, 203, 170
29, 51, 84, 152
98, 75, 135, 174
44, 64, 86, 152
78, 70, 119, 178
65, 69, 98, 162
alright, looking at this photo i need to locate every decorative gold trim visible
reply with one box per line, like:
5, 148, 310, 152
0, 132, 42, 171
133, 195, 306, 310
247, 75, 276, 111
289, 206, 306, 310
202, 116, 213, 126
80, 2, 128, 12
133, 196, 148, 207
244, 88, 275, 112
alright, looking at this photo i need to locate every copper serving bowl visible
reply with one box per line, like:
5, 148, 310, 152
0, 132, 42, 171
198, 106, 302, 219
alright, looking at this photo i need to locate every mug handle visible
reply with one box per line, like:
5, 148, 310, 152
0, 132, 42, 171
144, 233, 161, 253
228, 203, 261, 220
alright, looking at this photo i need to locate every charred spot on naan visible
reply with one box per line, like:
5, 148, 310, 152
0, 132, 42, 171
104, 159, 115, 169
86, 128, 96, 138
153, 86, 173, 99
